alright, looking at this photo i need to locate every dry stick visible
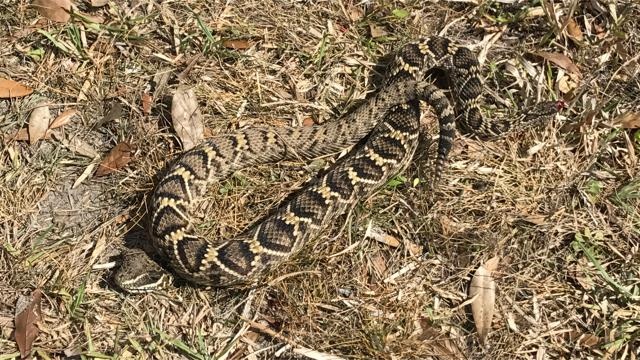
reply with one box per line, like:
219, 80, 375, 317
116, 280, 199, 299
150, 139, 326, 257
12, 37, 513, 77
240, 317, 301, 347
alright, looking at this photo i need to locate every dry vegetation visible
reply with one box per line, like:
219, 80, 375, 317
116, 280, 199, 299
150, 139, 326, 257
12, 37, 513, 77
1, 0, 639, 359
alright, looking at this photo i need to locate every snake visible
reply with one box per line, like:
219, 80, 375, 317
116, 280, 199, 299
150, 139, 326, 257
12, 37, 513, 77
113, 36, 559, 292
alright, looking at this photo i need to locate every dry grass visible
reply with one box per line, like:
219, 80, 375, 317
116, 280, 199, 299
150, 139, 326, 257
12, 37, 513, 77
1, 0, 639, 359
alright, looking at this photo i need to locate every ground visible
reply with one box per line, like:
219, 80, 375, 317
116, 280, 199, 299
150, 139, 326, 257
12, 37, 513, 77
1, 0, 639, 359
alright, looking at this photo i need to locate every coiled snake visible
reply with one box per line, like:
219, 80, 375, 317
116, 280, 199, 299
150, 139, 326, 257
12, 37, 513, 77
114, 36, 559, 292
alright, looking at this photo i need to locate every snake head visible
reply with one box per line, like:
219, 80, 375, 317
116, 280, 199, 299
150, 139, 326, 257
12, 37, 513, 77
114, 249, 174, 293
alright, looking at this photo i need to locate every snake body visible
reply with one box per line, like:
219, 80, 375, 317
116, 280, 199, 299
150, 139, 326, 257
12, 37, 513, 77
114, 37, 558, 292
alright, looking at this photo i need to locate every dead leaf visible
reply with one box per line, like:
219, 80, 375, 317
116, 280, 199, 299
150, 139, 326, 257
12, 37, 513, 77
15, 289, 42, 359
564, 331, 602, 347
370, 254, 387, 275
0, 78, 33, 98
365, 223, 400, 247
614, 112, 640, 129
558, 74, 578, 94
28, 103, 51, 145
566, 18, 584, 41
33, 0, 71, 23
55, 134, 100, 158
171, 88, 203, 150
141, 92, 152, 115
347, 6, 364, 22
4, 128, 31, 142
412, 318, 466, 357
222, 39, 250, 50
579, 333, 602, 347
49, 108, 78, 129
369, 23, 388, 38
90, 0, 109, 6
522, 213, 547, 225
302, 117, 315, 127
484, 256, 500, 272
533, 52, 581, 77
405, 240, 422, 257
95, 142, 134, 176
469, 257, 498, 345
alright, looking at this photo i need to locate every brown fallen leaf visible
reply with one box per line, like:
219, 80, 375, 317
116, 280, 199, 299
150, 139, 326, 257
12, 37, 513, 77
577, 333, 602, 347
533, 51, 581, 77
346, 5, 364, 22
566, 18, 584, 42
15, 289, 42, 359
564, 330, 602, 348
369, 23, 388, 38
413, 318, 466, 358
4, 128, 31, 142
558, 74, 579, 94
405, 240, 422, 257
95, 142, 134, 176
469, 256, 498, 345
302, 117, 315, 127
28, 103, 51, 145
33, 0, 72, 23
0, 78, 33, 98
614, 111, 640, 129
49, 108, 78, 129
222, 39, 251, 50
141, 92, 153, 115
171, 88, 203, 151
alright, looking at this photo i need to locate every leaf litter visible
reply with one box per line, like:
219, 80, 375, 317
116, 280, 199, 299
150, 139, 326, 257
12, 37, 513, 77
95, 142, 135, 177
171, 88, 204, 151
469, 256, 499, 345
14, 289, 43, 359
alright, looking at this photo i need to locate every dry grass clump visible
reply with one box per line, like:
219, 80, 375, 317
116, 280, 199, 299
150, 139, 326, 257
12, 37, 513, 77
1, 0, 639, 359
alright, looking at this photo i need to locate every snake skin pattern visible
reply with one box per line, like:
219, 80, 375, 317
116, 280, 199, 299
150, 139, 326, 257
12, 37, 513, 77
114, 37, 559, 292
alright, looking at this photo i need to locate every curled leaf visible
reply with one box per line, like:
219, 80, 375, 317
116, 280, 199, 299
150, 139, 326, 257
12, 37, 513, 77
566, 18, 584, 41
49, 108, 78, 129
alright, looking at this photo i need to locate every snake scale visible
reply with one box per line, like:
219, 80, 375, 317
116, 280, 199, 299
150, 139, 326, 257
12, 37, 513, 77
114, 36, 559, 292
